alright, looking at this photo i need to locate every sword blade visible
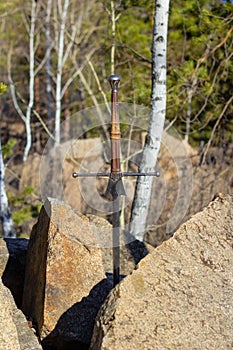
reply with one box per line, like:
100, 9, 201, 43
108, 74, 122, 287
112, 195, 120, 286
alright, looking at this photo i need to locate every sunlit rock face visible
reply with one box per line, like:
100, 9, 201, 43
90, 193, 233, 350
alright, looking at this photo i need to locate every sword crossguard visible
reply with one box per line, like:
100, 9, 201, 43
72, 171, 160, 178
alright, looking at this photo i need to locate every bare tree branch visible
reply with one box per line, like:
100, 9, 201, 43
195, 26, 233, 71
33, 110, 55, 141
201, 95, 233, 165
7, 49, 26, 123
78, 70, 109, 141
61, 48, 96, 99
88, 60, 111, 114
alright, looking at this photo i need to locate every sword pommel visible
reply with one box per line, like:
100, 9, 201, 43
108, 74, 120, 92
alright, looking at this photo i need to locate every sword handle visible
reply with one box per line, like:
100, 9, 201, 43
108, 74, 121, 175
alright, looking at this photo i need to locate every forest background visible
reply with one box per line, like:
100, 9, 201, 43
0, 0, 232, 237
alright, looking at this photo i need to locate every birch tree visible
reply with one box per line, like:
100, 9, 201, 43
129, 0, 170, 241
54, 0, 70, 145
45, 0, 53, 129
8, 0, 39, 161
0, 83, 15, 238
0, 138, 16, 238
53, 0, 98, 145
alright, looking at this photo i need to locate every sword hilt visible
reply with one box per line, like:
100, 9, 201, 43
108, 74, 120, 92
108, 75, 121, 175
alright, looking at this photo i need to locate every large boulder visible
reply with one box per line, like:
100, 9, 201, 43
0, 280, 43, 350
0, 239, 42, 350
21, 198, 106, 345
0, 239, 9, 276
90, 193, 233, 350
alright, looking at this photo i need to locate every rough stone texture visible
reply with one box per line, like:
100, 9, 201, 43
21, 138, 103, 209
144, 141, 233, 247
0, 279, 42, 350
2, 238, 28, 308
101, 239, 153, 277
0, 239, 9, 276
42, 276, 112, 350
21, 198, 106, 344
62, 138, 104, 213
20, 153, 41, 194
90, 193, 233, 350
87, 215, 154, 276
64, 138, 102, 161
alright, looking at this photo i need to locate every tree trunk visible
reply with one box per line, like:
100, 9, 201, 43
0, 137, 15, 238
129, 0, 170, 241
23, 0, 37, 161
8, 0, 37, 162
55, 0, 70, 145
45, 0, 53, 131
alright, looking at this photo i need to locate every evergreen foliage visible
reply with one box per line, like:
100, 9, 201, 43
8, 186, 42, 236
167, 0, 233, 145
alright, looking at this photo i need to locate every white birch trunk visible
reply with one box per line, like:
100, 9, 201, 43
23, 0, 37, 161
45, 0, 53, 129
55, 0, 70, 146
129, 0, 170, 241
0, 138, 15, 238
8, 0, 37, 162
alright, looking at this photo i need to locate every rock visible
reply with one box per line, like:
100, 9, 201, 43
144, 139, 233, 248
87, 215, 154, 276
19, 139, 104, 221
0, 279, 42, 350
20, 153, 41, 194
0, 239, 41, 348
63, 139, 107, 213
22, 198, 106, 345
0, 239, 9, 276
100, 240, 153, 277
64, 138, 102, 161
2, 238, 29, 308
90, 193, 233, 350
42, 276, 112, 350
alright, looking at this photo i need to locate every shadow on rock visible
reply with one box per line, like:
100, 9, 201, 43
124, 232, 149, 265
2, 238, 29, 308
41, 274, 115, 350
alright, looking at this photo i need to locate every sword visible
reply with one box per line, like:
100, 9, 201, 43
73, 74, 159, 286
105, 75, 124, 287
